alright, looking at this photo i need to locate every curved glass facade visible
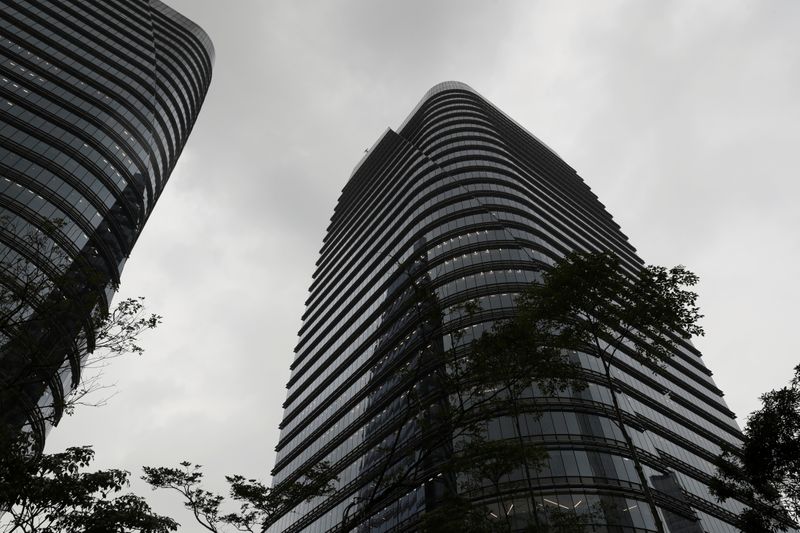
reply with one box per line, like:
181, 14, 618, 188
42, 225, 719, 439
267, 82, 745, 532
0, 0, 213, 449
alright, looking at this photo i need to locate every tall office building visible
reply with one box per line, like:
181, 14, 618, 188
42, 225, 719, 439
268, 82, 745, 533
0, 0, 213, 449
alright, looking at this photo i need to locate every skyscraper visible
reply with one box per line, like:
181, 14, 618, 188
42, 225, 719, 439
268, 82, 745, 533
0, 0, 213, 449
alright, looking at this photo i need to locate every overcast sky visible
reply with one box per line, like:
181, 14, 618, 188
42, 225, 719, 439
47, 0, 800, 528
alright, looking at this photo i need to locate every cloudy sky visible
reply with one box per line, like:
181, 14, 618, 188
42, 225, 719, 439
47, 0, 800, 528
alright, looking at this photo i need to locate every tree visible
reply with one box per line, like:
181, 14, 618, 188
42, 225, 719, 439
423, 250, 702, 533
276, 251, 701, 532
142, 461, 337, 533
334, 256, 582, 532
0, 443, 176, 533
422, 435, 549, 532
0, 215, 161, 446
497, 251, 703, 533
710, 365, 800, 533
466, 292, 589, 531
0, 219, 164, 528
62, 296, 162, 415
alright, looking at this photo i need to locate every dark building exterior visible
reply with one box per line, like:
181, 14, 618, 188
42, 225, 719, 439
267, 82, 745, 533
0, 0, 213, 448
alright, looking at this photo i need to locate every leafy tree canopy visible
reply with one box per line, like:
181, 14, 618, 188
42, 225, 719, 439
711, 365, 800, 533
0, 442, 176, 533
512, 251, 703, 367
142, 461, 336, 533
438, 251, 704, 533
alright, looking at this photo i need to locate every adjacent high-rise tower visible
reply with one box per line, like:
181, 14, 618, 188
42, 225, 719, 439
0, 0, 213, 449
268, 82, 745, 533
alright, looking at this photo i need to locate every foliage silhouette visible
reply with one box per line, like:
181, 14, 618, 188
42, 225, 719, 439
421, 251, 703, 532
0, 442, 175, 533
0, 216, 160, 445
711, 364, 800, 533
143, 461, 337, 533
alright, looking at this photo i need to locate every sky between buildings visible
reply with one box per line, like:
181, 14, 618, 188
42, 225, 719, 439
47, 0, 800, 528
